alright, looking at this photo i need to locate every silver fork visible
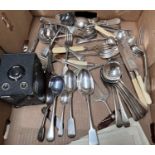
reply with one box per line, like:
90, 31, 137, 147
94, 80, 115, 119
65, 30, 85, 61
65, 30, 73, 47
63, 29, 71, 74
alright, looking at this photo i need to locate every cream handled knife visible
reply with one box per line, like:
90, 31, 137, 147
118, 40, 152, 106
134, 70, 152, 105
94, 25, 115, 38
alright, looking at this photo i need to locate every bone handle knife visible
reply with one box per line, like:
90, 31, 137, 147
130, 72, 148, 108
53, 46, 85, 54
134, 70, 152, 105
94, 25, 115, 38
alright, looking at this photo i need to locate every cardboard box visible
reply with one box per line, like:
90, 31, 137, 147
0, 10, 155, 145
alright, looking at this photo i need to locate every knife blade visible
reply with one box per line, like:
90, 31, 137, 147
118, 39, 137, 71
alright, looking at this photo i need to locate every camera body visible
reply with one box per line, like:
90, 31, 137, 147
0, 53, 46, 107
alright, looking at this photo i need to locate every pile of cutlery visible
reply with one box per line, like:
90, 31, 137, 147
31, 12, 152, 145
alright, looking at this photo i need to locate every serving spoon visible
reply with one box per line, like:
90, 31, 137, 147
64, 69, 77, 138
77, 69, 99, 145
100, 61, 147, 121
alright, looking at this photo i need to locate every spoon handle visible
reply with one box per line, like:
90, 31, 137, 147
112, 87, 123, 128
58, 105, 65, 137
68, 48, 85, 61
116, 88, 130, 127
119, 81, 148, 115
47, 98, 56, 141
67, 117, 76, 138
116, 84, 141, 121
67, 94, 76, 138
85, 95, 99, 145
76, 37, 106, 44
37, 105, 50, 142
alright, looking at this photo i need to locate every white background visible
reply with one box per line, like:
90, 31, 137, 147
0, 0, 155, 10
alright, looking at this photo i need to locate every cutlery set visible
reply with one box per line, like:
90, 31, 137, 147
27, 12, 152, 144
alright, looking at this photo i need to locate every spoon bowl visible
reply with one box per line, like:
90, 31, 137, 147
75, 17, 89, 29
60, 91, 70, 104
77, 69, 94, 95
131, 45, 144, 56
102, 61, 122, 83
106, 37, 117, 46
99, 46, 119, 59
115, 30, 128, 41
64, 69, 77, 92
48, 75, 64, 96
100, 61, 147, 122
46, 90, 54, 104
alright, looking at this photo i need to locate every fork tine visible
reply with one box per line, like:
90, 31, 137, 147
70, 33, 73, 46
65, 29, 73, 47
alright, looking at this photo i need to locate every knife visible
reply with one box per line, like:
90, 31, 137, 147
118, 39, 152, 107
95, 25, 116, 38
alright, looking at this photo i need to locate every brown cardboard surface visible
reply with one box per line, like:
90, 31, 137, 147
96, 10, 142, 21
0, 101, 11, 144
149, 63, 155, 122
137, 11, 155, 130
0, 11, 33, 53
121, 21, 138, 37
138, 10, 155, 67
150, 63, 155, 104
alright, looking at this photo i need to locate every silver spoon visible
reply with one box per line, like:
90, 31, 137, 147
112, 86, 123, 127
101, 61, 147, 121
115, 88, 130, 127
75, 17, 89, 29
58, 91, 70, 137
37, 91, 54, 142
77, 69, 99, 145
115, 30, 128, 41
99, 46, 119, 59
46, 75, 64, 141
76, 37, 106, 44
101, 61, 130, 127
102, 62, 123, 128
130, 45, 148, 88
126, 35, 149, 90
76, 36, 116, 45
64, 69, 77, 138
